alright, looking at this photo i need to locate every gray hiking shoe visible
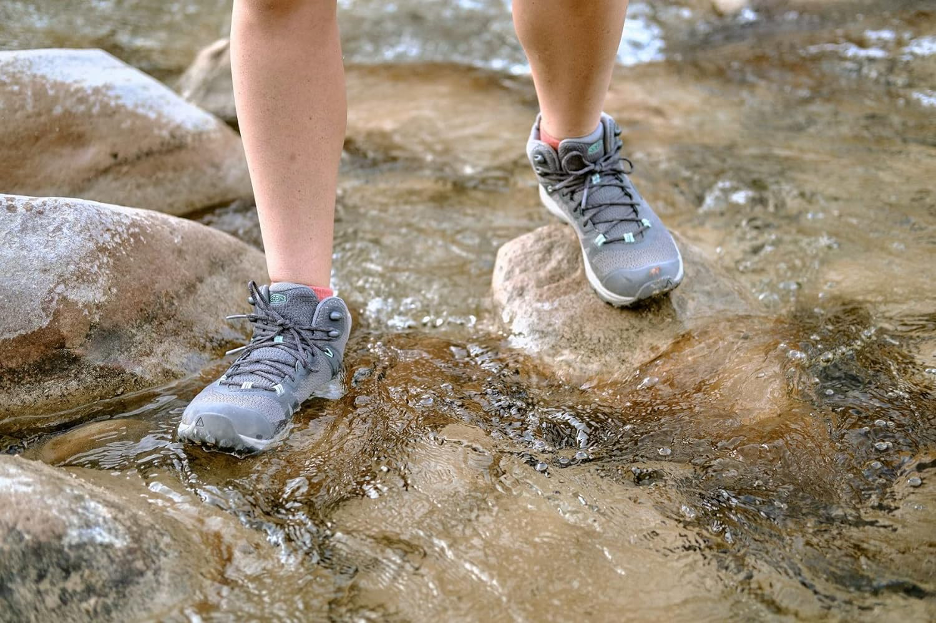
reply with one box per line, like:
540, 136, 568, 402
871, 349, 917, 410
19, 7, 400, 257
527, 113, 683, 306
177, 281, 350, 453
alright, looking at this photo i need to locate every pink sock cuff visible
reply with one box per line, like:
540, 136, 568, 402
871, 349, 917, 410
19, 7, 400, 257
540, 125, 562, 150
311, 286, 334, 300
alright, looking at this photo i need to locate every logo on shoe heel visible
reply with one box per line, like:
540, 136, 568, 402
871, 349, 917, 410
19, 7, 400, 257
269, 293, 288, 304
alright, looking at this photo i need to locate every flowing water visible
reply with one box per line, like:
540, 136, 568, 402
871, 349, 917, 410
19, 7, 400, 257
7, 0, 936, 621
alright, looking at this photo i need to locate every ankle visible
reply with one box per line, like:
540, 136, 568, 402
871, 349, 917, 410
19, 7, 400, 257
540, 120, 603, 151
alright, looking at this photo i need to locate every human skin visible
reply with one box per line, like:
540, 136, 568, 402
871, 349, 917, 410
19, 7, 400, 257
231, 0, 630, 287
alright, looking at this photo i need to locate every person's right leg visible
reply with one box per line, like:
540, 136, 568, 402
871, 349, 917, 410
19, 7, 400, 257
232, 0, 345, 290
178, 0, 351, 453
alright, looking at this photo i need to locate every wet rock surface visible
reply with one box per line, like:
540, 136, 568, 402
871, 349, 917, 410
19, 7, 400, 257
0, 49, 251, 216
492, 224, 754, 380
0, 454, 309, 622
1, 0, 935, 621
0, 195, 266, 432
0, 455, 198, 621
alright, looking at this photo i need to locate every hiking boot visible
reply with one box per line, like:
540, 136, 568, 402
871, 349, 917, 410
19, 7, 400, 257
527, 113, 683, 306
177, 281, 350, 453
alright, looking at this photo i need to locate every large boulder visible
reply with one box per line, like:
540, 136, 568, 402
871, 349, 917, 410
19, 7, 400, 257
0, 455, 285, 621
0, 48, 252, 216
492, 224, 756, 380
0, 195, 267, 433
0, 455, 197, 621
491, 224, 802, 425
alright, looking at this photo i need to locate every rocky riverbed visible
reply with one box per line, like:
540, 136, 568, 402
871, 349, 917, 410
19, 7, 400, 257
2, 0, 935, 621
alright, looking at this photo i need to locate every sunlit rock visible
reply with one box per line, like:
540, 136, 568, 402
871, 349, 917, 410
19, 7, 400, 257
0, 194, 266, 434
0, 49, 251, 216
492, 224, 755, 379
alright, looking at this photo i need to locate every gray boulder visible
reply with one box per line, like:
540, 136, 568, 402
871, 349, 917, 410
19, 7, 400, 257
0, 455, 196, 621
0, 194, 267, 434
0, 48, 251, 216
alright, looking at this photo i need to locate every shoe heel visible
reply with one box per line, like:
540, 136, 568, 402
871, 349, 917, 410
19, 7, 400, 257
312, 376, 345, 400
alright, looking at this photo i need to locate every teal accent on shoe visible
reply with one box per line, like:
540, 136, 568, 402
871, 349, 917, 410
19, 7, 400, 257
624, 232, 636, 243
324, 347, 334, 358
641, 218, 652, 228
595, 233, 607, 247
587, 140, 602, 155
269, 293, 287, 304
591, 173, 601, 184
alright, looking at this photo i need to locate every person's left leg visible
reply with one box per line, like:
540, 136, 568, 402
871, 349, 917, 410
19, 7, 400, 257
512, 0, 628, 143
513, 0, 684, 306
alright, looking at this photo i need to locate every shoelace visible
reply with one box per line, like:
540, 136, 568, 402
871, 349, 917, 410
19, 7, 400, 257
543, 138, 648, 245
220, 281, 332, 389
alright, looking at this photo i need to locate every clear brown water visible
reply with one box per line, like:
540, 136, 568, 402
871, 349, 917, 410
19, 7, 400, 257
9, 0, 936, 621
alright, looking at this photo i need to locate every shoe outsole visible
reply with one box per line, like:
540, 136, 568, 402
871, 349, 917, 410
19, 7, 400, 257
177, 377, 346, 454
177, 413, 274, 454
539, 185, 683, 307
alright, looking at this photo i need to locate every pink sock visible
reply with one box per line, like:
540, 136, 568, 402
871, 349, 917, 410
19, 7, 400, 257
540, 124, 562, 150
311, 286, 333, 300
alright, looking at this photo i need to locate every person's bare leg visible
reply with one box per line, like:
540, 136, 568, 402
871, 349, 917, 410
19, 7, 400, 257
512, 0, 629, 140
231, 0, 345, 288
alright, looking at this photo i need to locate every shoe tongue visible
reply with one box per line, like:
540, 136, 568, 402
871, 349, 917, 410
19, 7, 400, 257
227, 283, 319, 389
557, 121, 607, 166
557, 117, 641, 241
264, 282, 319, 324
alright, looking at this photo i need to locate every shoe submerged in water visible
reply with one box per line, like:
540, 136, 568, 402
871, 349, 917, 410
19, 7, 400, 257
177, 281, 350, 453
526, 113, 683, 306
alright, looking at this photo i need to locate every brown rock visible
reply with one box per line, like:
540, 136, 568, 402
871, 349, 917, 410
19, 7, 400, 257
491, 223, 755, 381
0, 194, 267, 434
176, 38, 237, 127
0, 455, 290, 621
0, 48, 252, 216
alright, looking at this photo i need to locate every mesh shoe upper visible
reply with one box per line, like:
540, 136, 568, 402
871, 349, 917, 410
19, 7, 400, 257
527, 113, 683, 299
180, 281, 350, 439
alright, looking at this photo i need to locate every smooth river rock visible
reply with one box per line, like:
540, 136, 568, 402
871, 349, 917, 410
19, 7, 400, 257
0, 48, 252, 216
176, 38, 237, 128
0, 194, 267, 433
492, 223, 757, 381
0, 455, 291, 621
0, 455, 196, 621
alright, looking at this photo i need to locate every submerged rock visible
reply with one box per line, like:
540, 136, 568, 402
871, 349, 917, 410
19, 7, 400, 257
0, 455, 194, 621
0, 455, 293, 621
0, 49, 251, 216
0, 194, 266, 433
492, 224, 755, 381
